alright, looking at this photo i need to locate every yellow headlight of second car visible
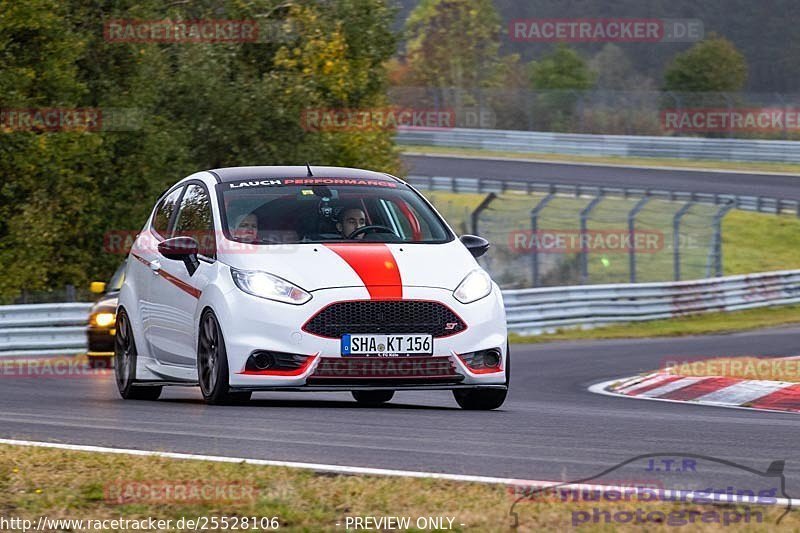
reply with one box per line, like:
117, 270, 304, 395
92, 312, 116, 328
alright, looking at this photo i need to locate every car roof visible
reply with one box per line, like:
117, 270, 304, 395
208, 166, 402, 184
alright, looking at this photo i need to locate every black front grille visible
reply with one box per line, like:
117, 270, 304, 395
307, 356, 464, 385
303, 300, 466, 338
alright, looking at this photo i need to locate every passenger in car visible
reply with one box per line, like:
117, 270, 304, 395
233, 212, 259, 243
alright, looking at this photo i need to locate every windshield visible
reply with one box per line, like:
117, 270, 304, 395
217, 178, 453, 245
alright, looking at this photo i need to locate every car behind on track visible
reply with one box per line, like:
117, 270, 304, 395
86, 260, 127, 368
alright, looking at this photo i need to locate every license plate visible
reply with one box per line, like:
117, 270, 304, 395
341, 334, 433, 356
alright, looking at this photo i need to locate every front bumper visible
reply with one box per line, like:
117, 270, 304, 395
231, 384, 508, 392
220, 286, 508, 390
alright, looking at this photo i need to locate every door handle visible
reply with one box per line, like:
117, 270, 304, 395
149, 260, 161, 274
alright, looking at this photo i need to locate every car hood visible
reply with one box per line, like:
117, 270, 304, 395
220, 240, 479, 292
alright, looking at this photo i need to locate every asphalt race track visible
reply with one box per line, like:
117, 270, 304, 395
402, 153, 800, 200
2, 326, 799, 497
2, 157, 798, 524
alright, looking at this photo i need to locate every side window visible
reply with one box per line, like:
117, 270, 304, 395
173, 184, 216, 259
152, 187, 183, 239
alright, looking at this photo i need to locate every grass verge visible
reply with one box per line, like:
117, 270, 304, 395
509, 304, 800, 344
403, 145, 800, 175
0, 444, 794, 532
723, 211, 800, 275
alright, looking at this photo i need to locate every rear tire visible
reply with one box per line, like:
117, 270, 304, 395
114, 309, 162, 401
352, 390, 394, 406
198, 310, 249, 405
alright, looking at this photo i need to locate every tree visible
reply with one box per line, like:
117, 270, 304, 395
664, 35, 748, 93
0, 0, 105, 301
590, 44, 634, 91
404, 0, 513, 89
529, 45, 595, 91
0, 0, 401, 303
528, 45, 594, 131
587, 44, 659, 134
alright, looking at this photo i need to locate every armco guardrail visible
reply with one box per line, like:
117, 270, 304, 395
406, 175, 800, 216
397, 126, 800, 164
0, 303, 92, 358
1, 270, 799, 351
504, 270, 800, 335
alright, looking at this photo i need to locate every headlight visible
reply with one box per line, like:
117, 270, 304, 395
230, 268, 312, 305
453, 269, 492, 304
91, 312, 116, 328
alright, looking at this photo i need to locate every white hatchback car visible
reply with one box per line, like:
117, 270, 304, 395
115, 166, 509, 409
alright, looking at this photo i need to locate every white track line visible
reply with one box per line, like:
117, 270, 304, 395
0, 438, 521, 485
1, 438, 796, 509
402, 151, 800, 177
590, 379, 800, 416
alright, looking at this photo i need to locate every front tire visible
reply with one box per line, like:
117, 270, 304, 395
351, 390, 394, 406
114, 309, 162, 401
198, 310, 250, 405
453, 344, 509, 410
453, 388, 507, 410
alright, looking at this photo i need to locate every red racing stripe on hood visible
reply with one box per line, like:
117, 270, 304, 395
323, 243, 402, 299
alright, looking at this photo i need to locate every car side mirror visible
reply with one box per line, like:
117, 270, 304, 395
89, 281, 106, 294
460, 235, 490, 258
158, 236, 200, 275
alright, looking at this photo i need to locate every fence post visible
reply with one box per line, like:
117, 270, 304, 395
471, 193, 497, 235
673, 201, 695, 281
530, 193, 556, 287
580, 193, 605, 284
527, 89, 535, 131
628, 196, 652, 284
709, 202, 735, 277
